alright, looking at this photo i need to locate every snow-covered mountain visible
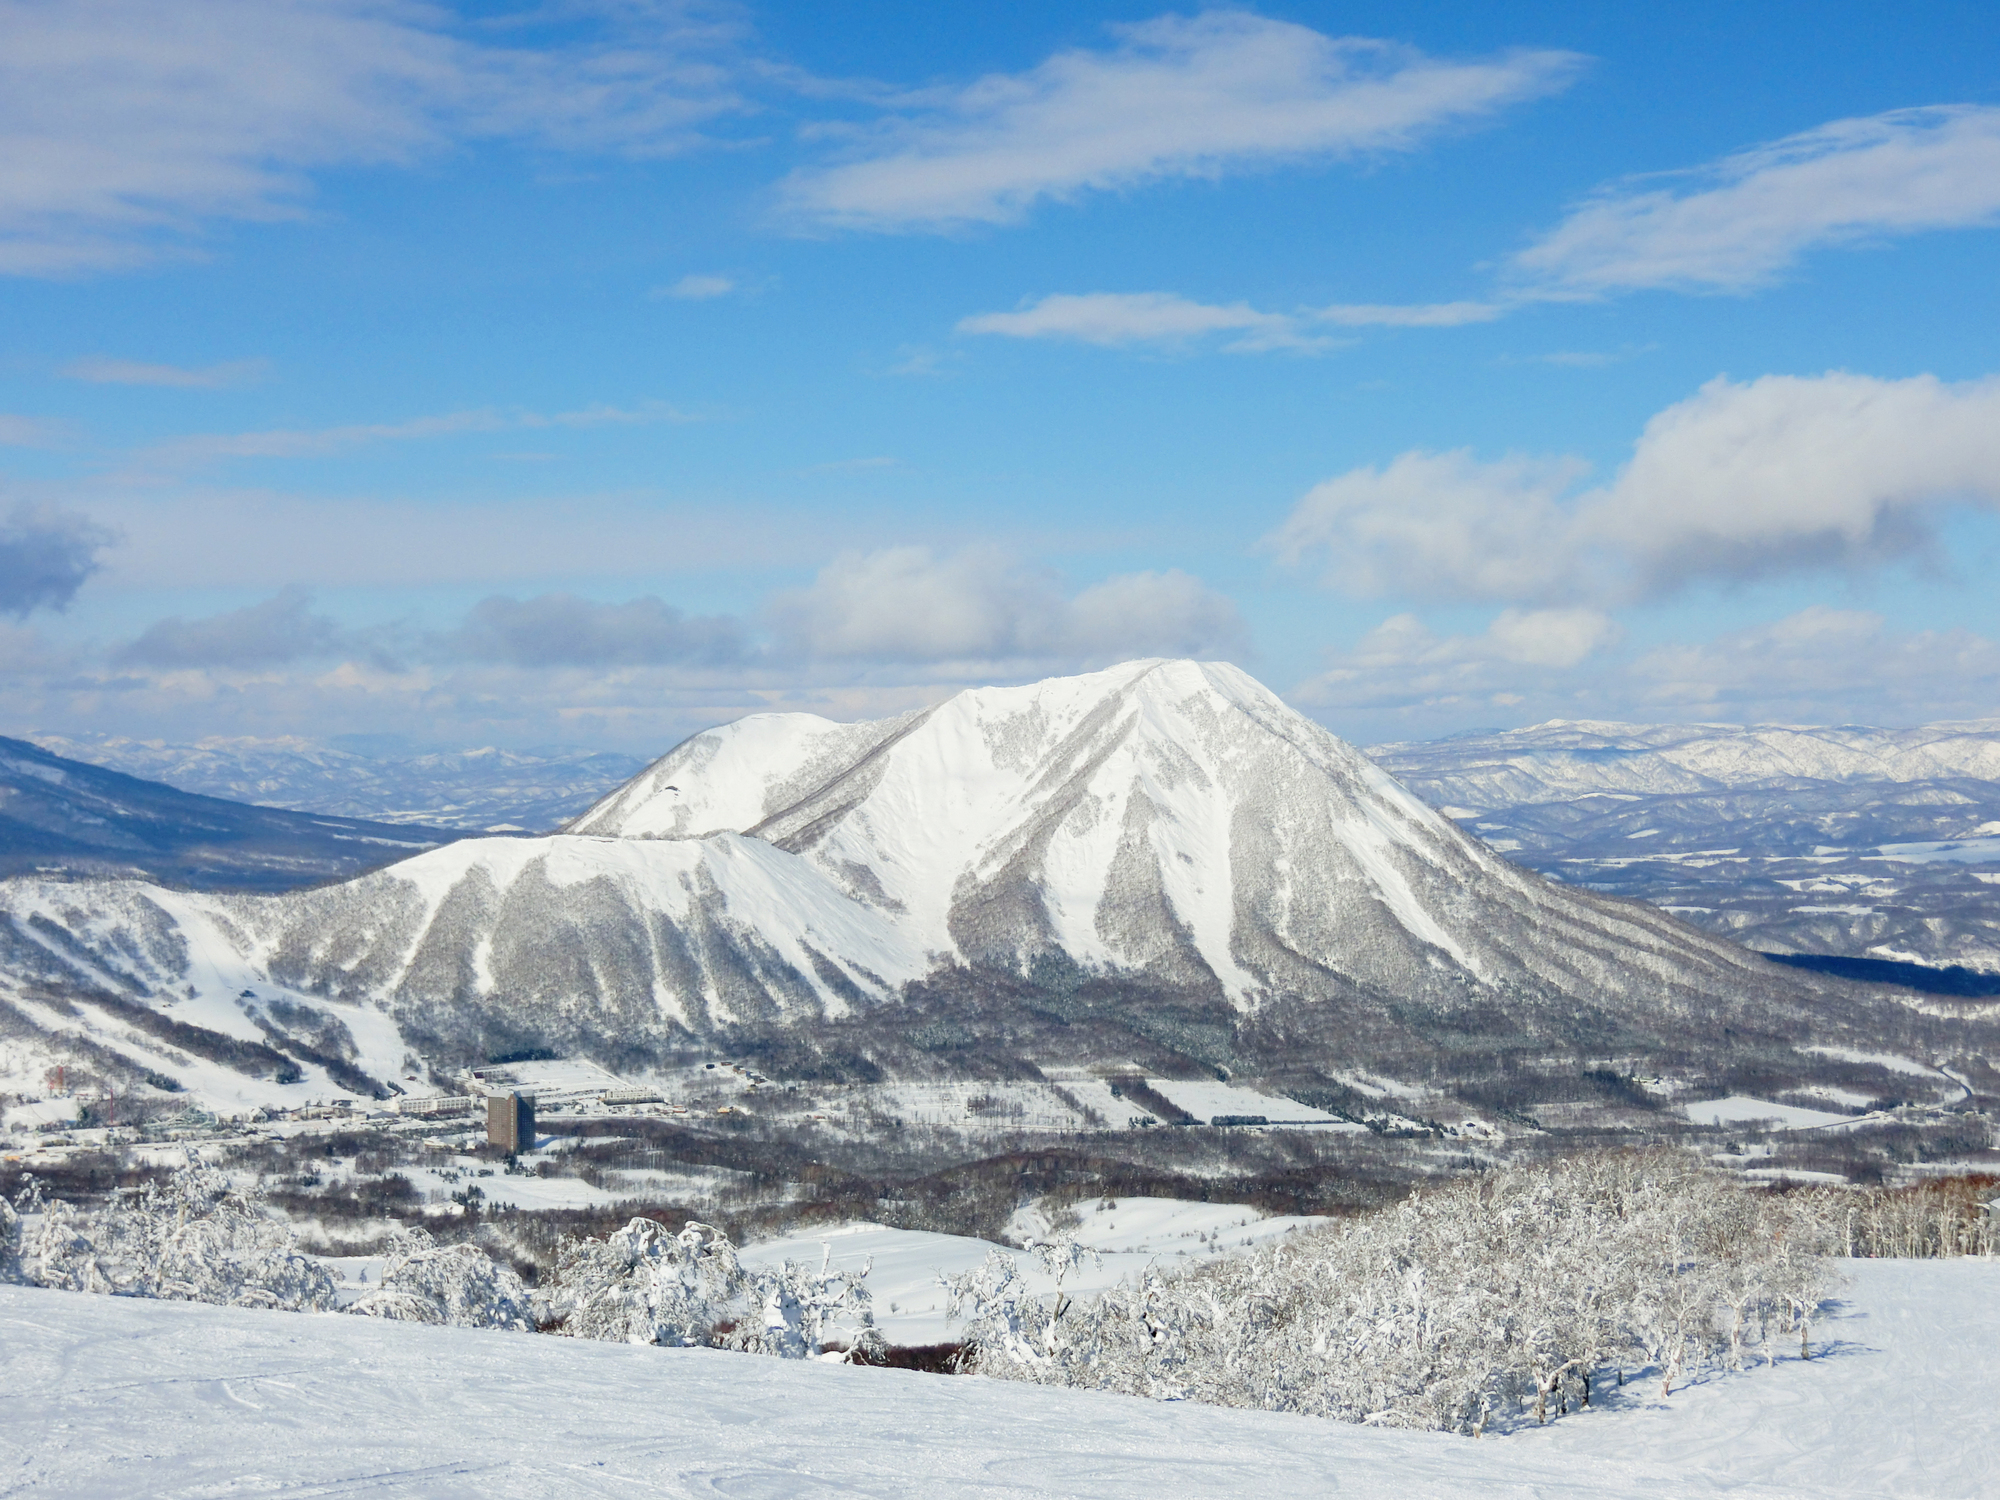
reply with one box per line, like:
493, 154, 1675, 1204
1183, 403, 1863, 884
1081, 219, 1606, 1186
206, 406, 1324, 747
1373, 718, 2000, 806
1371, 720, 2000, 973
569, 661, 1776, 1016
0, 734, 458, 891
0, 662, 1971, 1111
26, 733, 647, 832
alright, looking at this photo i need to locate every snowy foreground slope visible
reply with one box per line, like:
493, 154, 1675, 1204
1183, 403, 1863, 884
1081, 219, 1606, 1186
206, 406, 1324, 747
3, 1259, 1993, 1499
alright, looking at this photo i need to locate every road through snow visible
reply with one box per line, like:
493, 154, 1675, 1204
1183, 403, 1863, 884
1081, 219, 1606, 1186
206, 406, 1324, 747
2, 1259, 1993, 1498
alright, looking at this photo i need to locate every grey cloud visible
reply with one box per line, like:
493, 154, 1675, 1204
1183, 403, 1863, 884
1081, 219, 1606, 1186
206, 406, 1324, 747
0, 505, 111, 616
116, 588, 344, 668
452, 593, 750, 668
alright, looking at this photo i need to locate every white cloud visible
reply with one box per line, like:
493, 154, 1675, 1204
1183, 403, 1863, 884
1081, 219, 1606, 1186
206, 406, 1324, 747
782, 12, 1580, 231
1269, 370, 2000, 602
769, 545, 1249, 665
60, 355, 268, 388
958, 291, 1505, 352
1293, 606, 1621, 711
657, 273, 736, 300
1513, 105, 2000, 293
1265, 449, 1592, 600
0, 0, 746, 275
1585, 371, 2000, 589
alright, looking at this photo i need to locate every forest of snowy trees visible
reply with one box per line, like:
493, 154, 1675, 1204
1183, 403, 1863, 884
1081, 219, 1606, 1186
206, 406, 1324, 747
3, 1150, 1993, 1437
946, 1154, 1839, 1433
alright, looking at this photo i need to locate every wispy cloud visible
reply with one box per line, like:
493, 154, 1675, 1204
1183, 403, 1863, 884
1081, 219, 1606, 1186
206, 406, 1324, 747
782, 12, 1582, 231
1267, 369, 2000, 603
141, 399, 703, 465
0, 0, 750, 276
0, 414, 74, 447
1314, 301, 1507, 327
60, 355, 268, 388
1513, 105, 2000, 293
958, 292, 1334, 353
1630, 607, 2000, 720
957, 290, 1506, 353
654, 272, 737, 300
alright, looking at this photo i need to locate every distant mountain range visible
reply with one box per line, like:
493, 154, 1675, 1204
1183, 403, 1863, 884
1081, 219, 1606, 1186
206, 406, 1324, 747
26, 733, 647, 833
0, 735, 458, 892
4, 663, 1984, 1125
1370, 719, 2000, 973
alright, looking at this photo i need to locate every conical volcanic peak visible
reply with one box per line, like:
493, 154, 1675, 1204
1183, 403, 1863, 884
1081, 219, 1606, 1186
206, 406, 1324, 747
0, 659, 1944, 1095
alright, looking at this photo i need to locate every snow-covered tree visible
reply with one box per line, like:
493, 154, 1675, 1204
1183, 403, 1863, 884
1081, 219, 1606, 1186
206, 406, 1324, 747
9, 1155, 335, 1311
545, 1217, 747, 1347
546, 1216, 884, 1361
731, 1244, 886, 1363
346, 1227, 533, 1330
950, 1155, 1840, 1435
0, 1190, 19, 1285
943, 1232, 1100, 1375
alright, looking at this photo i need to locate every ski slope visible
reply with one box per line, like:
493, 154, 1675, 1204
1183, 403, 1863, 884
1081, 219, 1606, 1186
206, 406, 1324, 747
738, 1201, 1331, 1345
2, 1259, 1993, 1497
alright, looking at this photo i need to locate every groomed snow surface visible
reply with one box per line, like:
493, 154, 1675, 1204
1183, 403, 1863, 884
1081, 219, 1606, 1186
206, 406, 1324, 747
4, 1258, 1994, 1498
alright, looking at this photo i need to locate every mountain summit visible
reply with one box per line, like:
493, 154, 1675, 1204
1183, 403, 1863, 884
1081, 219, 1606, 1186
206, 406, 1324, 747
0, 661, 1951, 1105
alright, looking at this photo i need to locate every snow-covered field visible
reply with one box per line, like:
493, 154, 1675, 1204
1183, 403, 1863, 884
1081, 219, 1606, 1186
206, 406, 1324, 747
1684, 1096, 1860, 1131
1144, 1076, 1360, 1126
3, 1258, 1993, 1498
738, 1199, 1329, 1345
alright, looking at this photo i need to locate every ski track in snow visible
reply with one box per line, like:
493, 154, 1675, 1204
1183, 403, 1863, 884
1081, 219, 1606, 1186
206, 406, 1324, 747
1, 1259, 1992, 1498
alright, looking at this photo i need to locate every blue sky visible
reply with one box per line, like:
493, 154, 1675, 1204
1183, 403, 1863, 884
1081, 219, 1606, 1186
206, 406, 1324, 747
3, 0, 1999, 752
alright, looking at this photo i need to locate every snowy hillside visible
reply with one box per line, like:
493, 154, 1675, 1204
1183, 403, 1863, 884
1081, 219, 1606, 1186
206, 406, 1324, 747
29, 732, 648, 832
4, 1257, 1994, 1497
1373, 718, 2000, 804
0, 734, 457, 891
1372, 719, 2000, 972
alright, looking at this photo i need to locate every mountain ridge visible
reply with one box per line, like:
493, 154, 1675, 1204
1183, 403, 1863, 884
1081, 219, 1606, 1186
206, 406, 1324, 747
3, 662, 1987, 1120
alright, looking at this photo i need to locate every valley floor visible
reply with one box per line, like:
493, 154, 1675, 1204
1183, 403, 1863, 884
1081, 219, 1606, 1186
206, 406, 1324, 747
2, 1258, 1993, 1498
